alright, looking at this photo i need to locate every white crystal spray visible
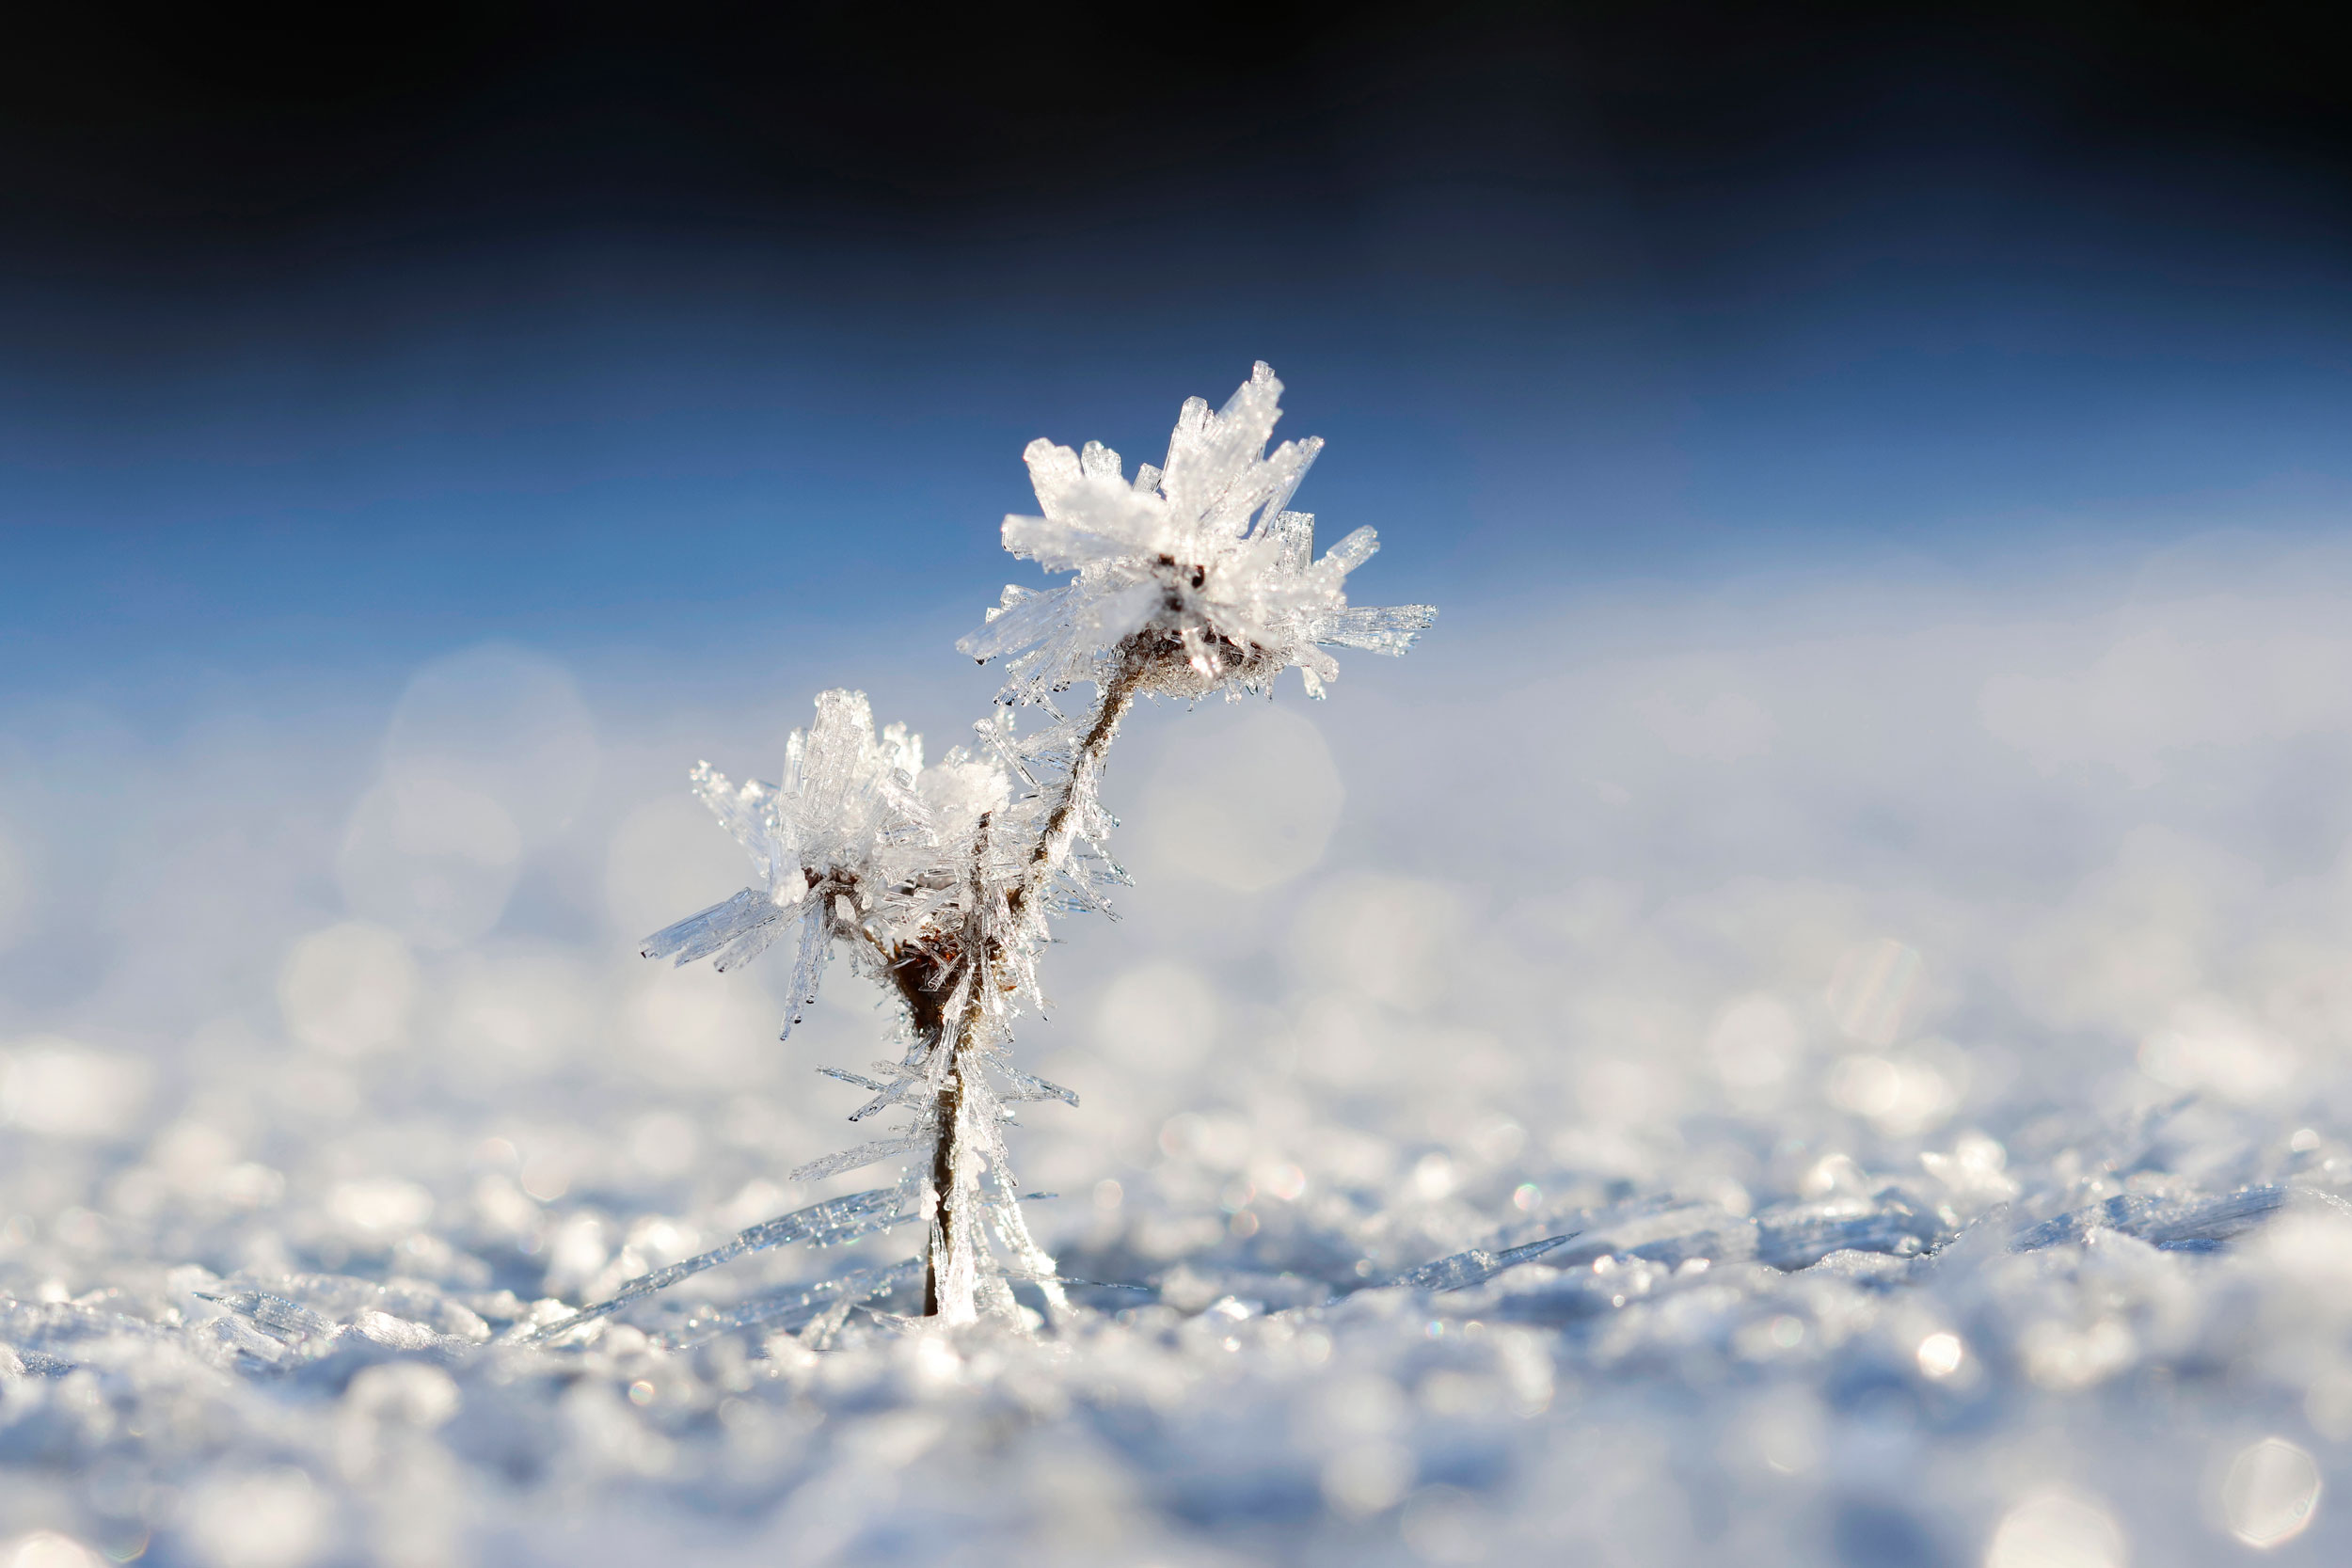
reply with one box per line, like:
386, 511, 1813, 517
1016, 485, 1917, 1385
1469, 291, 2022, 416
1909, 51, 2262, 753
636, 362, 1436, 1324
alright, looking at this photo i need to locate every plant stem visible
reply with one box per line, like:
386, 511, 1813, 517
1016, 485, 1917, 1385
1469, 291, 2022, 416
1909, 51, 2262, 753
1009, 643, 1148, 924
923, 986, 986, 1322
922, 641, 1147, 1320
925, 808, 991, 1323
921, 1071, 969, 1321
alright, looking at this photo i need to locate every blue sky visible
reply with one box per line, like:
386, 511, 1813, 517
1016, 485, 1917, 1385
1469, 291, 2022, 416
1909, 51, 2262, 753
5, 4, 2351, 726
8, 206, 2350, 721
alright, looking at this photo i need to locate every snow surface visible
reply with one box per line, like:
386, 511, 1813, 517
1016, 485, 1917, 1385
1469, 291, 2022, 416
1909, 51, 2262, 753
9, 529, 2352, 1565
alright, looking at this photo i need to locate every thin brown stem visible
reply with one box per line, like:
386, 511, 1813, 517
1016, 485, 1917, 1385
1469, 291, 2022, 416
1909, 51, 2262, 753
924, 811, 995, 1321
922, 1074, 960, 1317
1008, 641, 1149, 925
922, 644, 1148, 1319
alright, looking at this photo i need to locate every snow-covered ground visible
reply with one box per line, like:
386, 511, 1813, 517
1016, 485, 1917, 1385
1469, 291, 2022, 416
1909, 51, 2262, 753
8, 533, 2352, 1565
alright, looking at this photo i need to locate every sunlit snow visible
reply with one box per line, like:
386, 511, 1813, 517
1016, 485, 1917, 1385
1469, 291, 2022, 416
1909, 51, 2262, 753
7, 452, 2352, 1562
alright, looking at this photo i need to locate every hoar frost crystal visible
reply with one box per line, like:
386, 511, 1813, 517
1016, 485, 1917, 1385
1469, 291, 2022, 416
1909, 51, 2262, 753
628, 363, 1433, 1327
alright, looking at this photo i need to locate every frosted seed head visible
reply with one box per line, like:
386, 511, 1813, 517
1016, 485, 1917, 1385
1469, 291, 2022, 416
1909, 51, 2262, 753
962, 363, 1435, 705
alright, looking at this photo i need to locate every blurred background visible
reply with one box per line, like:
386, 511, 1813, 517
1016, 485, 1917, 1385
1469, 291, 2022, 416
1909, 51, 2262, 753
4, 0, 2352, 1006
5, 0, 2352, 1256
8, 0, 2352, 1253
7, 6, 2352, 1562
7, 0, 2352, 1148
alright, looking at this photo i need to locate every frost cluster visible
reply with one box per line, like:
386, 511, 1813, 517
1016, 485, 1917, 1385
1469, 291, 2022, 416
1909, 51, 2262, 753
961, 361, 1435, 702
633, 363, 1432, 1326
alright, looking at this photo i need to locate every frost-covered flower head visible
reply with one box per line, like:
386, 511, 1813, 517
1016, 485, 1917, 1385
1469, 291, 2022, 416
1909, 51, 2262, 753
960, 362, 1437, 701
642, 689, 1008, 1037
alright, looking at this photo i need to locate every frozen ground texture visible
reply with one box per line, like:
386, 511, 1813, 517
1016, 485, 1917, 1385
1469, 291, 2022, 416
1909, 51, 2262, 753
10, 523, 2352, 1563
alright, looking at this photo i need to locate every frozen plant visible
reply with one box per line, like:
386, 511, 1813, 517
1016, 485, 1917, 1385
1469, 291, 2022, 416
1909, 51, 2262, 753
634, 363, 1435, 1326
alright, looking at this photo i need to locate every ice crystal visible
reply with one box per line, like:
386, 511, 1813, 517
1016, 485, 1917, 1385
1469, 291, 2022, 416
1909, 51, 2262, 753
520, 1188, 910, 1343
642, 689, 1009, 1039
960, 361, 1437, 702
2009, 1183, 2351, 1253
1387, 1233, 1577, 1292
660, 1259, 924, 1350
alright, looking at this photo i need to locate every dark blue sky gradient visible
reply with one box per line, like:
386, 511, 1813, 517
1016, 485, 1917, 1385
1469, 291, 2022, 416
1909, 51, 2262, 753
6, 3, 2351, 714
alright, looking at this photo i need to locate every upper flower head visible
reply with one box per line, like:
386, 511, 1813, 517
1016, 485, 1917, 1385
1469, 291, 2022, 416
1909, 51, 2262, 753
641, 689, 1008, 1037
959, 362, 1437, 702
